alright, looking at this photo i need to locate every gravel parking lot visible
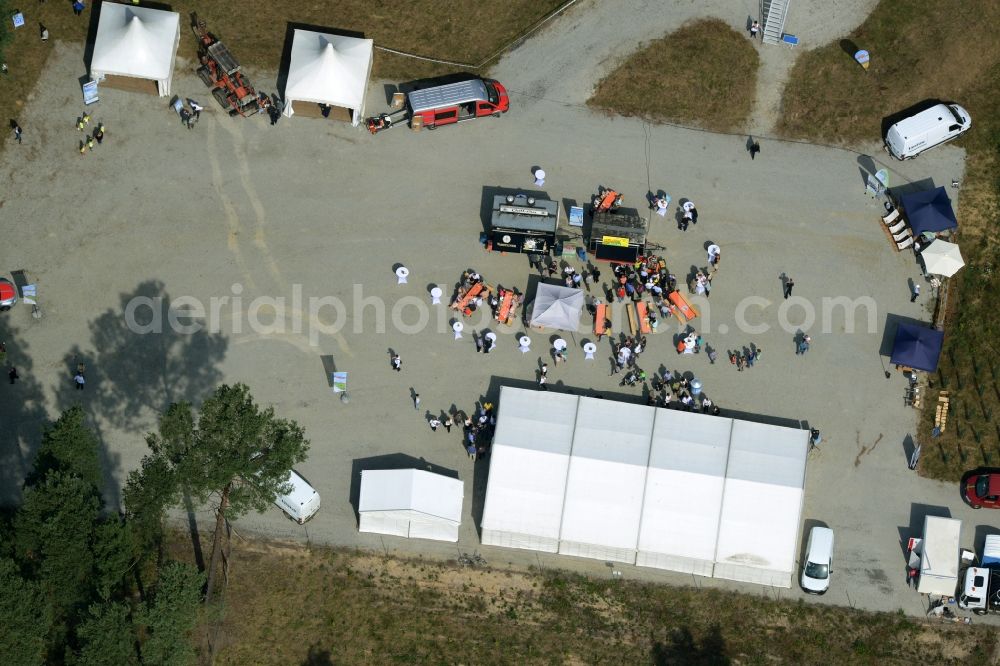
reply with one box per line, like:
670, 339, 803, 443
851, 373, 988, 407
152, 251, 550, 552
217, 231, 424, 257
0, 37, 993, 621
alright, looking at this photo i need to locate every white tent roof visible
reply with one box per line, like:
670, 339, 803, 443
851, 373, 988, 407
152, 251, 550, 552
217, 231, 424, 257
638, 410, 733, 571
714, 420, 808, 586
359, 469, 463, 524
91, 3, 179, 84
921, 239, 965, 277
480, 389, 578, 548
559, 398, 653, 559
285, 29, 373, 111
530, 283, 584, 331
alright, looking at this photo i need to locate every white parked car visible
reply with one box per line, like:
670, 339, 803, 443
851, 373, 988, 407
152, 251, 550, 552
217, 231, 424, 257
801, 526, 834, 594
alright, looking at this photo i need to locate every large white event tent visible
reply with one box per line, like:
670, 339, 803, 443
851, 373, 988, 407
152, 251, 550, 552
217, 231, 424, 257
90, 3, 180, 97
282, 29, 374, 125
712, 420, 809, 587
358, 469, 463, 542
559, 399, 654, 563
481, 387, 810, 587
637, 410, 733, 575
480, 390, 578, 552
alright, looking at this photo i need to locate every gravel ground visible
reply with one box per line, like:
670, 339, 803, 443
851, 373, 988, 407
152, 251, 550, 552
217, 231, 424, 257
0, 32, 992, 622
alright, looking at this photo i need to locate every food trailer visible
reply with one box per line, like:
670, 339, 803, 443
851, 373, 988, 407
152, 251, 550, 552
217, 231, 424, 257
487, 194, 559, 254
588, 211, 648, 263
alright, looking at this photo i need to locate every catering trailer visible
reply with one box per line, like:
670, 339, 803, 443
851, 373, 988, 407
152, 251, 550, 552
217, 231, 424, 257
588, 211, 649, 263
487, 194, 559, 254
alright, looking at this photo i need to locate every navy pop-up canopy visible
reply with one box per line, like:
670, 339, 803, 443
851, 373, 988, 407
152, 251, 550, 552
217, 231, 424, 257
890, 323, 944, 372
900, 187, 957, 236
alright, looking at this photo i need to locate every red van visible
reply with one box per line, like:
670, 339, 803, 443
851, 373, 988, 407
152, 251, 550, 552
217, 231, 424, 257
407, 78, 509, 129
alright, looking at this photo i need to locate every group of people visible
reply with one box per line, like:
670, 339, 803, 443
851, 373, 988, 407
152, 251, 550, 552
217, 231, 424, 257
462, 403, 495, 460
649, 370, 720, 415
728, 346, 762, 371
611, 335, 648, 375
171, 98, 204, 130
75, 112, 105, 155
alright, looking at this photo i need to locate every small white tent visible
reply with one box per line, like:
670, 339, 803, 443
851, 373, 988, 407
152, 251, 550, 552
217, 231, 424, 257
358, 469, 463, 542
713, 420, 809, 588
90, 3, 180, 97
282, 29, 374, 125
529, 283, 584, 331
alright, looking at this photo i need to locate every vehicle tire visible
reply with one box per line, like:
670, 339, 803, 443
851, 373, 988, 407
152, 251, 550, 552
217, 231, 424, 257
493, 112, 501, 118
427, 124, 436, 131
212, 86, 231, 110
972, 504, 982, 509
197, 66, 214, 87
974, 609, 987, 616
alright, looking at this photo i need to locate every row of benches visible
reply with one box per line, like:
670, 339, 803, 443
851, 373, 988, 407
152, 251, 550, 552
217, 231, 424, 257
594, 291, 699, 338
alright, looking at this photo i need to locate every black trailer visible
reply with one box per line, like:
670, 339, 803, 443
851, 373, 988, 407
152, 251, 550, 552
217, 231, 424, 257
488, 194, 559, 254
588, 211, 648, 263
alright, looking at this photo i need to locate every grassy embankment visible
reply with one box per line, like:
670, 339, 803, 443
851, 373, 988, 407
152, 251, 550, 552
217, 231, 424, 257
183, 535, 996, 665
588, 19, 760, 133
777, 0, 1000, 481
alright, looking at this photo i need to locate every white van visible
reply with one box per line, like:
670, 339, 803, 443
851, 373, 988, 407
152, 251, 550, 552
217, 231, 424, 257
274, 470, 321, 524
801, 526, 834, 594
884, 103, 971, 160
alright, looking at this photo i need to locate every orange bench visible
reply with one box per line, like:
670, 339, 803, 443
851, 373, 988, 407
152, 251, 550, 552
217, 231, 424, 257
496, 291, 514, 324
451, 282, 484, 312
594, 304, 610, 339
668, 291, 699, 323
636, 302, 652, 334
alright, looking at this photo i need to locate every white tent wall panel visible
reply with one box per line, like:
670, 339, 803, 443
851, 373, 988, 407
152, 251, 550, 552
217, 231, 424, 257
408, 517, 459, 543
359, 512, 409, 538
558, 540, 636, 565
712, 563, 791, 588
635, 551, 715, 576
481, 529, 559, 553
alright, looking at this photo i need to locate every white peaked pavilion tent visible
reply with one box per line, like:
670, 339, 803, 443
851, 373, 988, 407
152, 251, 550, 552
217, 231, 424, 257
713, 420, 809, 587
358, 469, 463, 542
481, 390, 578, 552
637, 410, 733, 575
90, 3, 180, 97
529, 283, 584, 331
282, 29, 374, 125
481, 387, 810, 587
559, 398, 653, 563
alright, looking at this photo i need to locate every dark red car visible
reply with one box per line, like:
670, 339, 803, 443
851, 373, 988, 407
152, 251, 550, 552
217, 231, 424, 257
963, 470, 1000, 509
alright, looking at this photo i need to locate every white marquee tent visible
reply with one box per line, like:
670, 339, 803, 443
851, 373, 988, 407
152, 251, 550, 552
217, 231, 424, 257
559, 398, 653, 563
480, 390, 578, 552
637, 410, 733, 575
90, 3, 180, 97
713, 420, 809, 587
282, 29, 374, 125
358, 469, 463, 542
481, 387, 810, 587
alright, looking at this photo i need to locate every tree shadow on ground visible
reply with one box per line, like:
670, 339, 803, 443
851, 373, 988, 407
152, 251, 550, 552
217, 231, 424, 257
59, 279, 228, 433
651, 624, 730, 665
0, 320, 50, 505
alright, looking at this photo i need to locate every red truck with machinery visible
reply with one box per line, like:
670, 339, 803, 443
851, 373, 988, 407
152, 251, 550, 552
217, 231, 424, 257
192, 14, 262, 117
366, 78, 509, 134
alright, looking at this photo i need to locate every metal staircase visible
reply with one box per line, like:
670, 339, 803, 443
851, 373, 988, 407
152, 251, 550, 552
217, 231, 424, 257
761, 0, 790, 45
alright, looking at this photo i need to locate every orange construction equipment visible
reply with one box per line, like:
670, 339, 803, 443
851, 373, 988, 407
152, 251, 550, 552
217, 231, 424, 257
192, 14, 261, 117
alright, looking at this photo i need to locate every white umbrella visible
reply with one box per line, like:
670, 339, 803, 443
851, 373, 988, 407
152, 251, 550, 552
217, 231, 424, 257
921, 240, 964, 277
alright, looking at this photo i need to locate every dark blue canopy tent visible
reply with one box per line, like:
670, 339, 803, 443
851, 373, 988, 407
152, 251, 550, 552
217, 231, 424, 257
890, 322, 944, 372
899, 187, 957, 236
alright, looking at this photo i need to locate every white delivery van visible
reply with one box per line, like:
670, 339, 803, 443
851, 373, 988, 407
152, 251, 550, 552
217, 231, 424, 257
274, 470, 321, 524
884, 103, 971, 160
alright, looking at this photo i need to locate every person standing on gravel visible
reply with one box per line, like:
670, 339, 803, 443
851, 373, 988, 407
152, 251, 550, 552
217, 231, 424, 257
750, 20, 760, 39
783, 276, 795, 299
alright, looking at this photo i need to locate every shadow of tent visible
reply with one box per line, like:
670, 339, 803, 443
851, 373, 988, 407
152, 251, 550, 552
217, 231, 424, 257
349, 453, 459, 526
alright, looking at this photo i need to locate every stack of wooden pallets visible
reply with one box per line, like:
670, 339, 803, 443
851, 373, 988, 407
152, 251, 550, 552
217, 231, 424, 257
934, 391, 950, 432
